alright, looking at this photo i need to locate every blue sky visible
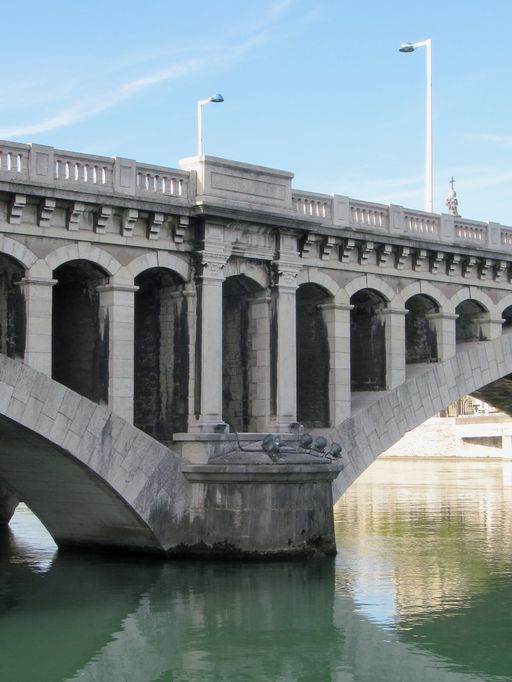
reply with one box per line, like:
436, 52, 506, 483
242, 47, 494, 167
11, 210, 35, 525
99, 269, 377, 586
2, 0, 511, 224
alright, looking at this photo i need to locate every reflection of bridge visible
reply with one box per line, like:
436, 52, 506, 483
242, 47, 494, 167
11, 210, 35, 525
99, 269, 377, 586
2, 140, 512, 554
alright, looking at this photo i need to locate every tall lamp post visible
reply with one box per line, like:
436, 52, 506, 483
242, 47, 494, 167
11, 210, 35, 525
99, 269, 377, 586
399, 39, 433, 213
197, 94, 224, 157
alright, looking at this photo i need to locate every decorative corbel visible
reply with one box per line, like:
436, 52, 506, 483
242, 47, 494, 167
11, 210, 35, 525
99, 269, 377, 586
95, 206, 112, 234
430, 251, 445, 275
413, 249, 428, 272
8, 194, 26, 225
146, 212, 164, 240
478, 258, 492, 280
174, 215, 188, 244
67, 202, 85, 231
396, 246, 410, 270
321, 236, 337, 261
377, 243, 393, 267
495, 260, 508, 282
341, 238, 356, 264
447, 254, 461, 276
37, 198, 56, 227
122, 208, 138, 237
359, 241, 374, 266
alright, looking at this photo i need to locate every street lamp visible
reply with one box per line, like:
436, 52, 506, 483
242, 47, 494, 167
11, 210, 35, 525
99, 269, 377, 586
197, 94, 224, 157
399, 39, 433, 213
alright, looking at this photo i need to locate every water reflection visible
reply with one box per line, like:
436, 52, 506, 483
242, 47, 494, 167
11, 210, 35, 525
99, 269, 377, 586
1, 461, 512, 681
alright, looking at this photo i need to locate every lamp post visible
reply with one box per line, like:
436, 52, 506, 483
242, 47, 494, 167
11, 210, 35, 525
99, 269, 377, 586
197, 94, 224, 157
399, 39, 433, 213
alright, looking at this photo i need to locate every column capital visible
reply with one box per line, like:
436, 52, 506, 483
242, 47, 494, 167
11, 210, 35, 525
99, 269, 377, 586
318, 302, 354, 312
425, 312, 459, 321
271, 259, 301, 291
378, 307, 408, 317
194, 251, 228, 282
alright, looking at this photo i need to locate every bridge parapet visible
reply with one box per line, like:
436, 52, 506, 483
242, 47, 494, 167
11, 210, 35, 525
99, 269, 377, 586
3, 139, 512, 256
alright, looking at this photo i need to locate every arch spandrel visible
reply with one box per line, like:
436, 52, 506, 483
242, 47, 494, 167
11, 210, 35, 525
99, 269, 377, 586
297, 269, 340, 298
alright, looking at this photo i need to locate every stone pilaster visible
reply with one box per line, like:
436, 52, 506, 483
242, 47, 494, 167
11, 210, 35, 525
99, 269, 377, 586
97, 283, 138, 423
426, 312, 458, 361
319, 302, 353, 426
17, 276, 57, 376
377, 307, 407, 390
190, 251, 227, 433
270, 251, 301, 431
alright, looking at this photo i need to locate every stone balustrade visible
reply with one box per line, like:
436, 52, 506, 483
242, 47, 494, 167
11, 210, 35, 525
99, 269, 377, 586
2, 139, 512, 254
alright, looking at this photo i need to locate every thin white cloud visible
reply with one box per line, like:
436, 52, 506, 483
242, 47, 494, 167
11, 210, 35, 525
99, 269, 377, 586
0, 1, 294, 139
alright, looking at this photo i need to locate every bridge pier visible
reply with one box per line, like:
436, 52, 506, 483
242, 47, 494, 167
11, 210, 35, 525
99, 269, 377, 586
0, 478, 18, 525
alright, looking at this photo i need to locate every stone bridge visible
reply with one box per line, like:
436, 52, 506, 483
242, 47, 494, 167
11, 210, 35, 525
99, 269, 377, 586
1, 139, 512, 556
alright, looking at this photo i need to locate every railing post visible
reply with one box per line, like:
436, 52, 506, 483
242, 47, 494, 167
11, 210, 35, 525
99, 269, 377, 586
440, 213, 455, 242
113, 157, 136, 195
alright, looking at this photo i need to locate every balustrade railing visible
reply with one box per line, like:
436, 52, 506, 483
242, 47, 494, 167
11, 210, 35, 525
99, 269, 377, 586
455, 219, 487, 244
135, 163, 189, 200
2, 139, 512, 255
293, 191, 332, 222
404, 211, 440, 237
350, 200, 388, 230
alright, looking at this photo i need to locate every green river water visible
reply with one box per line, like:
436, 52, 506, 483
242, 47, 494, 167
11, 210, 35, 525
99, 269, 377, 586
1, 458, 512, 681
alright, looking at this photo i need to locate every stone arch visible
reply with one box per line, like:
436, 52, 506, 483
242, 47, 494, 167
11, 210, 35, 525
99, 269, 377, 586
332, 330, 512, 504
350, 287, 388, 391
344, 274, 396, 303
123, 251, 190, 285
496, 293, 512, 318
133, 265, 189, 439
450, 286, 496, 315
222, 273, 267, 432
52, 260, 110, 403
296, 282, 332, 428
297, 269, 340, 298
0, 236, 38, 270
224, 259, 268, 290
399, 281, 451, 314
0, 354, 186, 554
45, 243, 121, 277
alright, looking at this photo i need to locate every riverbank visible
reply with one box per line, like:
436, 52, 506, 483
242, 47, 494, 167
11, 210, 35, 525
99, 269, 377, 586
381, 416, 512, 459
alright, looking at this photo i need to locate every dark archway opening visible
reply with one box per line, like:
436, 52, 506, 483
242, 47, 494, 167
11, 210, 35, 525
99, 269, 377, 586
350, 289, 386, 391
405, 294, 438, 363
0, 254, 25, 360
222, 275, 263, 432
52, 260, 108, 403
456, 300, 487, 343
134, 268, 188, 440
296, 283, 330, 428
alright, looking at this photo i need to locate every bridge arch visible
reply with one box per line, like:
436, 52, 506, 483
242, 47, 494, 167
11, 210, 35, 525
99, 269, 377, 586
0, 236, 38, 270
450, 286, 496, 314
297, 269, 340, 298
332, 330, 512, 503
123, 251, 190, 284
133, 266, 189, 439
399, 281, 451, 314
344, 274, 395, 303
224, 258, 268, 290
52, 260, 110, 404
222, 273, 267, 431
296, 282, 332, 427
0, 354, 187, 553
45, 244, 121, 277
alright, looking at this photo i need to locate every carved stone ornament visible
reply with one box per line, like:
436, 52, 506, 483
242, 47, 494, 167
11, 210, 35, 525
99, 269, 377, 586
38, 198, 56, 227
67, 202, 85, 231
8, 194, 26, 225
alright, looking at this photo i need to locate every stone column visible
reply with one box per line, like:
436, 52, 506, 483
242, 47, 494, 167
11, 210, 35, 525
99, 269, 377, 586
378, 307, 407, 390
319, 302, 352, 426
270, 259, 300, 431
248, 294, 272, 432
426, 312, 458, 362
97, 283, 138, 423
190, 254, 227, 433
17, 276, 57, 376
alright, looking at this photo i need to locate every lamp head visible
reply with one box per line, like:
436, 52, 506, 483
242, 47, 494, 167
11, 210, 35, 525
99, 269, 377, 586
209, 94, 224, 103
399, 42, 415, 53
